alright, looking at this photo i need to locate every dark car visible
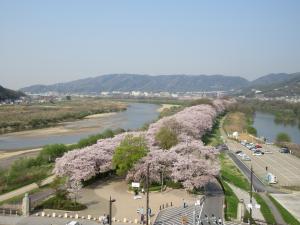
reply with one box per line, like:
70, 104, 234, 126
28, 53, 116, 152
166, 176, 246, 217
220, 144, 229, 151
279, 147, 290, 153
235, 150, 242, 154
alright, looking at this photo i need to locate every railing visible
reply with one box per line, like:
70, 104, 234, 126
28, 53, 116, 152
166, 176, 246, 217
0, 207, 21, 216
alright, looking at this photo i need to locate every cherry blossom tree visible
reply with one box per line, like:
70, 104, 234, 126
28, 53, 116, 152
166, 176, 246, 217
54, 99, 231, 191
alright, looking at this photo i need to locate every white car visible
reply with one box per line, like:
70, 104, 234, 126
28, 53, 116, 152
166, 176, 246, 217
66, 221, 81, 225
237, 152, 245, 157
264, 150, 273, 154
253, 151, 263, 156
242, 155, 251, 161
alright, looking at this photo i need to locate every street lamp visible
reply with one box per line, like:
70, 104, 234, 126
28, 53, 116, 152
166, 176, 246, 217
109, 196, 116, 225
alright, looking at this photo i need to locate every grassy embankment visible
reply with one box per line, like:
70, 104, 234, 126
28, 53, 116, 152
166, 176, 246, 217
0, 98, 127, 134
223, 111, 257, 140
268, 195, 300, 225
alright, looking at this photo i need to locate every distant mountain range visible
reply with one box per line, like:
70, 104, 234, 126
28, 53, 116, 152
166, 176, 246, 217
0, 85, 25, 101
240, 72, 300, 97
20, 73, 300, 97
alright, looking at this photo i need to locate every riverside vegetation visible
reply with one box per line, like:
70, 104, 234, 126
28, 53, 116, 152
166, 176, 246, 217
238, 98, 300, 126
0, 98, 127, 134
0, 129, 123, 195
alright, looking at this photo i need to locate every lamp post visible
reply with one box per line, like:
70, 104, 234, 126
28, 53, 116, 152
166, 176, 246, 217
109, 196, 116, 225
249, 165, 253, 225
146, 163, 150, 225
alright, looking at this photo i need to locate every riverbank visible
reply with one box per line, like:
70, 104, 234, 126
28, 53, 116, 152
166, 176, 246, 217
157, 104, 180, 112
0, 103, 160, 151
0, 99, 127, 134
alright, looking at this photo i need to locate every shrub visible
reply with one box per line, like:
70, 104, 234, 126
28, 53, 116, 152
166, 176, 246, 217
247, 126, 257, 136
39, 195, 87, 211
155, 126, 178, 150
37, 144, 68, 163
276, 132, 291, 143
112, 135, 148, 176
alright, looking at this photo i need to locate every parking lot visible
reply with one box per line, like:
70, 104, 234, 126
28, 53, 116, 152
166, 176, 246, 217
226, 140, 300, 187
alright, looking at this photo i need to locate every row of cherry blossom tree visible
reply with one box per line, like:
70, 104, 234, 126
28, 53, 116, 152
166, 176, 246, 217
54, 99, 233, 191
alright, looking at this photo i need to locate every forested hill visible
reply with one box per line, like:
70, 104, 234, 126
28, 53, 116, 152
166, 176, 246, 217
240, 72, 300, 97
20, 74, 249, 93
0, 85, 25, 101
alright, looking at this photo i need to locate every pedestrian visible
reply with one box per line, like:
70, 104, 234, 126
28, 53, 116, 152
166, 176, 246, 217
107, 214, 110, 224
218, 217, 222, 224
142, 188, 145, 194
182, 199, 186, 208
148, 207, 151, 217
141, 213, 145, 224
103, 214, 107, 225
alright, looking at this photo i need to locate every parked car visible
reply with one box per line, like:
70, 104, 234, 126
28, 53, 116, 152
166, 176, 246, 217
279, 147, 290, 153
245, 144, 252, 149
255, 144, 262, 148
219, 144, 228, 151
240, 141, 247, 146
242, 155, 251, 161
253, 150, 264, 156
238, 152, 245, 157
264, 151, 272, 154
66, 221, 81, 225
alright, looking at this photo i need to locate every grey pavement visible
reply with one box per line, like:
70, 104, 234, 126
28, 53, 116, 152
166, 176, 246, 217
202, 181, 224, 223
228, 152, 270, 192
0, 215, 99, 225
226, 183, 263, 220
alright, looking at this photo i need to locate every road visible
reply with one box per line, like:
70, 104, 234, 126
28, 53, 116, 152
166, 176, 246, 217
227, 152, 271, 193
201, 181, 224, 224
226, 140, 300, 187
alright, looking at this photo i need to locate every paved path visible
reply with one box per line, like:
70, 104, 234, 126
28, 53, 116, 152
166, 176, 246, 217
202, 181, 224, 223
0, 215, 99, 225
259, 193, 286, 225
43, 178, 199, 223
226, 183, 263, 221
0, 175, 55, 202
154, 205, 202, 225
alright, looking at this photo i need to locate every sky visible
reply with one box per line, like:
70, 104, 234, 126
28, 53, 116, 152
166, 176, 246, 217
1, 0, 300, 89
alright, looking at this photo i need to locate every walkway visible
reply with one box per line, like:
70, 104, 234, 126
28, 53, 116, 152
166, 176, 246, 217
259, 193, 286, 225
0, 175, 55, 202
226, 182, 263, 220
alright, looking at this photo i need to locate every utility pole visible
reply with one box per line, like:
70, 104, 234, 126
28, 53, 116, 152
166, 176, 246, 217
146, 163, 150, 225
250, 165, 253, 225
109, 196, 116, 225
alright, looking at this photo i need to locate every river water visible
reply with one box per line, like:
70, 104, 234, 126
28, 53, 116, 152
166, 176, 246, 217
253, 111, 300, 144
0, 103, 159, 151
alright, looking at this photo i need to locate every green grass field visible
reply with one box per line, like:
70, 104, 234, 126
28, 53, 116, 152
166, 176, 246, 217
253, 193, 276, 224
219, 153, 250, 191
222, 181, 239, 220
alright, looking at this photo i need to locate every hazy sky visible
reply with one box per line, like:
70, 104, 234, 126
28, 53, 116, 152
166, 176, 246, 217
1, 0, 300, 89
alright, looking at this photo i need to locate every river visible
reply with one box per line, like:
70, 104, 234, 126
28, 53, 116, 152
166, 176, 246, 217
0, 103, 159, 151
253, 111, 300, 144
